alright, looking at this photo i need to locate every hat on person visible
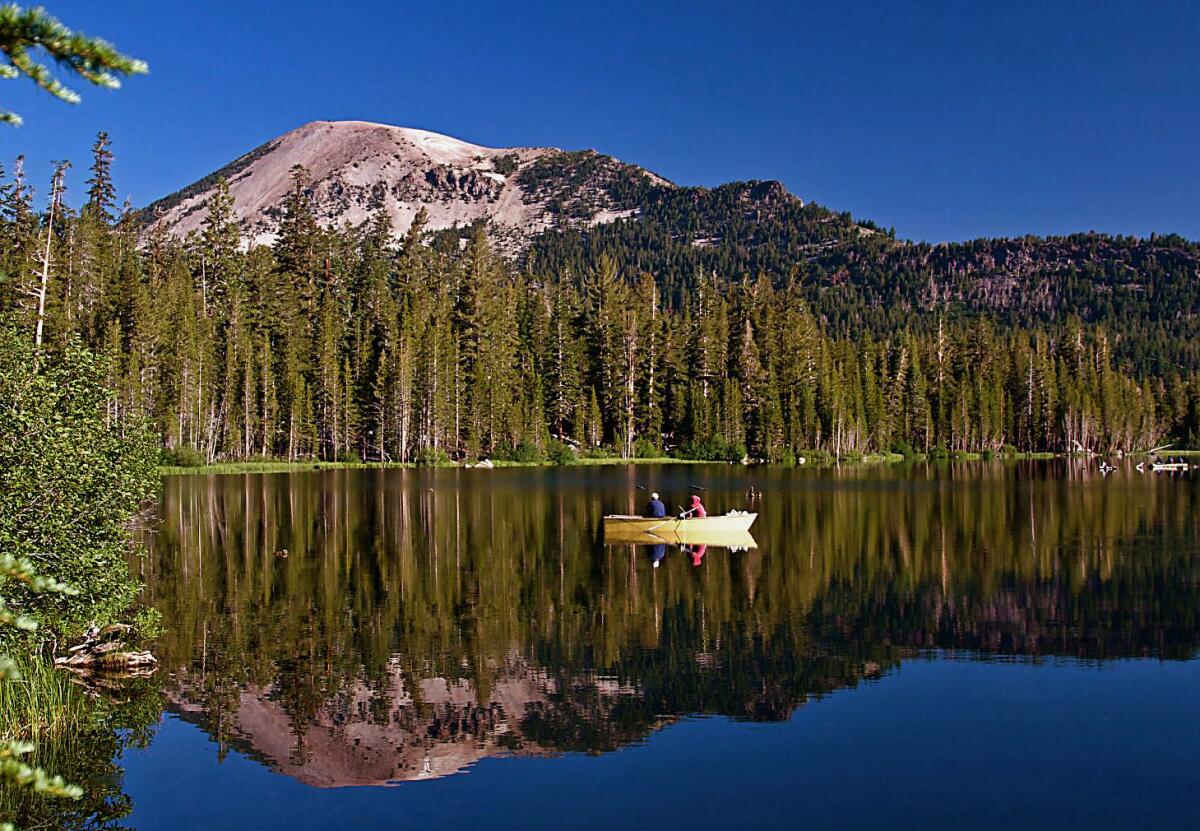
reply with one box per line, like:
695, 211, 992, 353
650, 492, 659, 500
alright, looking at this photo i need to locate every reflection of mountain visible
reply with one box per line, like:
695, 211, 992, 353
139, 465, 1200, 787
159, 626, 888, 787
167, 658, 556, 786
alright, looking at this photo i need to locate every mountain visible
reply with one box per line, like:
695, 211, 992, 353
140, 118, 1200, 375
141, 120, 680, 250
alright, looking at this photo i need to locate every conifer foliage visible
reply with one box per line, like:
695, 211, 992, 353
0, 3, 147, 126
2, 138, 1199, 464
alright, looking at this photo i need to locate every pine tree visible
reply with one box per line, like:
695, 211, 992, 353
457, 226, 518, 455
544, 277, 582, 442
636, 272, 663, 449
200, 177, 241, 308
84, 130, 115, 223
0, 155, 37, 321
315, 291, 342, 459
582, 254, 622, 447
275, 164, 323, 324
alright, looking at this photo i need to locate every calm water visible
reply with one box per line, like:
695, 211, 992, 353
61, 464, 1200, 827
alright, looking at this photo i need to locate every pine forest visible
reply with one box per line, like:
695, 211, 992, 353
3, 136, 1199, 466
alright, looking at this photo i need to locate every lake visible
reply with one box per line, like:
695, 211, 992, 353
76, 463, 1200, 827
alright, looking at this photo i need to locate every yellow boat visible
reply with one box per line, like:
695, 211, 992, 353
603, 512, 758, 548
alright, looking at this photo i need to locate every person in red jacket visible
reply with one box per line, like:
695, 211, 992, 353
685, 493, 707, 518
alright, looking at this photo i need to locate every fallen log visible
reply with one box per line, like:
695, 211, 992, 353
55, 649, 157, 670
54, 622, 157, 673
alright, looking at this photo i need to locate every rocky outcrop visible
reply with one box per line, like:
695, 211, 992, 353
140, 120, 679, 253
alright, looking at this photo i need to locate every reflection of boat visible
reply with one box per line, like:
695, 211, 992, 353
610, 527, 759, 549
603, 512, 758, 547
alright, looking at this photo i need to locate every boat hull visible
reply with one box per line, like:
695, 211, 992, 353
603, 513, 758, 547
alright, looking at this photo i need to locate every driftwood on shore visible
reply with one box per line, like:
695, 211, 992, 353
54, 623, 158, 674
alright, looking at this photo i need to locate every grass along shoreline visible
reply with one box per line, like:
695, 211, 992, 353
156, 450, 1085, 476
0, 655, 86, 743
158, 456, 707, 475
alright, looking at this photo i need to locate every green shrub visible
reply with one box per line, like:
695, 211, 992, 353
891, 440, 917, 459
0, 325, 158, 643
130, 606, 164, 641
679, 437, 746, 463
414, 447, 450, 467
493, 440, 544, 464
633, 437, 662, 459
160, 444, 205, 467
547, 440, 576, 466
929, 445, 950, 460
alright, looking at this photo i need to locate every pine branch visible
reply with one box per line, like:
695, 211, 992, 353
0, 551, 79, 595
0, 740, 82, 799
0, 3, 147, 125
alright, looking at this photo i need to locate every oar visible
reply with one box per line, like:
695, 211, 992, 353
646, 508, 691, 534
644, 516, 677, 533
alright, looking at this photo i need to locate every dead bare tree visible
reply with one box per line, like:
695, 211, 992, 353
32, 160, 70, 351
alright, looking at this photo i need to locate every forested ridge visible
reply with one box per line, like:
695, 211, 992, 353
530, 180, 1200, 372
2, 136, 1199, 464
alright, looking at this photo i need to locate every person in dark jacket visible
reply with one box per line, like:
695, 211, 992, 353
644, 492, 666, 518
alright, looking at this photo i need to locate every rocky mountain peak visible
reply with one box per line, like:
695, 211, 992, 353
141, 120, 679, 251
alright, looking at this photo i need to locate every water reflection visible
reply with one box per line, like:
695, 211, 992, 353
138, 463, 1200, 787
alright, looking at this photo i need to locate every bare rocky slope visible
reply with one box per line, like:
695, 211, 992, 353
141, 120, 682, 251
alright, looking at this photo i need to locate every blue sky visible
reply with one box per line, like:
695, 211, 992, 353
1, 0, 1197, 242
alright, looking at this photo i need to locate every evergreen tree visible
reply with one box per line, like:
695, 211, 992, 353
200, 176, 241, 308
84, 130, 115, 223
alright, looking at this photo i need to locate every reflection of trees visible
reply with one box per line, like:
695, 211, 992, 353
0, 676, 162, 831
138, 465, 1200, 782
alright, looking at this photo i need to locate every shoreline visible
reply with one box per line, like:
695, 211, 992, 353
156, 450, 1099, 477
159, 456, 708, 476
